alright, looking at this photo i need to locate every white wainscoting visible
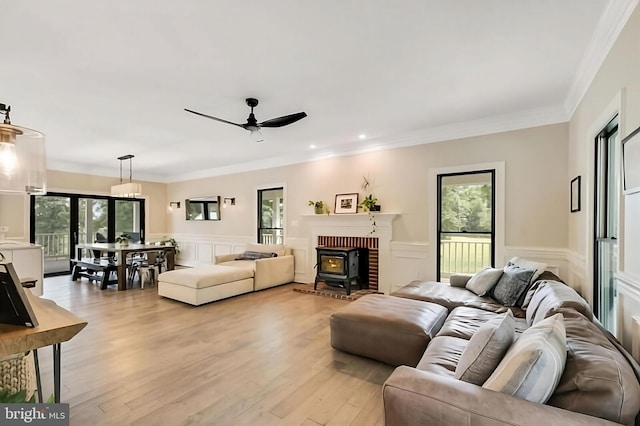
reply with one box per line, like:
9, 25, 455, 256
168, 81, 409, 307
389, 242, 429, 294
171, 234, 253, 267
616, 271, 640, 358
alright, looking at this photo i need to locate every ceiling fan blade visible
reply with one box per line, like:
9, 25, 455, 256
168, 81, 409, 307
258, 112, 307, 128
184, 108, 245, 128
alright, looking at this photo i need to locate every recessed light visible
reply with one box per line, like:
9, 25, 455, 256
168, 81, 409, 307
310, 144, 317, 149
358, 134, 367, 140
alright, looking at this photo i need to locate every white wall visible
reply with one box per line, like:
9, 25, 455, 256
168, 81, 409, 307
568, 4, 640, 349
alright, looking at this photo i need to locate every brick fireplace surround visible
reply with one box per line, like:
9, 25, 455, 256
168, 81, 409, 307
305, 213, 397, 294
317, 236, 379, 291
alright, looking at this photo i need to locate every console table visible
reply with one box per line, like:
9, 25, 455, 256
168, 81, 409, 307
0, 291, 87, 402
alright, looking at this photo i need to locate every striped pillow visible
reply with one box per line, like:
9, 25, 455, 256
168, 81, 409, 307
482, 313, 566, 403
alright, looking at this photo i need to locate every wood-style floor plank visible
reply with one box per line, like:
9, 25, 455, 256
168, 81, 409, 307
33, 276, 394, 425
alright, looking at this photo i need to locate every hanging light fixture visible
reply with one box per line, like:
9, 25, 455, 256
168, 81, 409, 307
111, 154, 142, 197
0, 103, 47, 194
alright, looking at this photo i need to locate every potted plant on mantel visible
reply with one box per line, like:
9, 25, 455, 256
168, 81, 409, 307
308, 200, 327, 215
360, 176, 380, 234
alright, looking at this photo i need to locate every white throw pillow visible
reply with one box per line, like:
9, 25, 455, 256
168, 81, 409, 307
483, 313, 567, 403
455, 310, 515, 385
466, 267, 504, 296
508, 257, 547, 283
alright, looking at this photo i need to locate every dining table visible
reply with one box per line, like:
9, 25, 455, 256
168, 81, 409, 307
74, 242, 176, 291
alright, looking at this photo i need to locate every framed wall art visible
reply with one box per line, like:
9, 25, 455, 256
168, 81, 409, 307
571, 175, 581, 213
622, 125, 640, 195
334, 193, 359, 214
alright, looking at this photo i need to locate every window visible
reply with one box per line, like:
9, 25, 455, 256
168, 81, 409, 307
437, 171, 495, 281
257, 187, 284, 244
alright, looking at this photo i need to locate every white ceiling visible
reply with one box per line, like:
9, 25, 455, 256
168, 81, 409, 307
1, 1, 636, 183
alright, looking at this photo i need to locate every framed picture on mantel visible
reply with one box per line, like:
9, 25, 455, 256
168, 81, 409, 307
334, 193, 359, 214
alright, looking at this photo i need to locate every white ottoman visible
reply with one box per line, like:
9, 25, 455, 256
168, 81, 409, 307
158, 265, 254, 306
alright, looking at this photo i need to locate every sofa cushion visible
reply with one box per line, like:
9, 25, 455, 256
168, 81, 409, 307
489, 263, 535, 307
245, 243, 287, 257
454, 310, 515, 385
157, 265, 254, 289
548, 309, 640, 425
465, 267, 503, 296
483, 313, 567, 404
392, 281, 525, 317
525, 280, 593, 325
416, 335, 467, 376
236, 250, 278, 260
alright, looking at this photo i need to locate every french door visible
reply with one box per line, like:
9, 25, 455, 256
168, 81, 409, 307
30, 192, 145, 275
594, 116, 619, 333
437, 170, 495, 281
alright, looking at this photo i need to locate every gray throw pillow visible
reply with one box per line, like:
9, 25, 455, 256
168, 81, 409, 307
490, 264, 535, 306
465, 267, 504, 296
455, 310, 515, 385
235, 251, 278, 260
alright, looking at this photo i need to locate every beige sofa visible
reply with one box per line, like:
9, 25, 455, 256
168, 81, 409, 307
158, 243, 294, 305
382, 277, 640, 426
214, 243, 294, 291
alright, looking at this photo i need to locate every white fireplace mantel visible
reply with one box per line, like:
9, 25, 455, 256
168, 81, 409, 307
302, 213, 398, 294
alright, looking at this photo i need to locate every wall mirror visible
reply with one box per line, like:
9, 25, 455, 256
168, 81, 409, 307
185, 196, 220, 221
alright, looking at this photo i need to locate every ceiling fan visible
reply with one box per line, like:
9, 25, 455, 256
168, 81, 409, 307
185, 98, 307, 142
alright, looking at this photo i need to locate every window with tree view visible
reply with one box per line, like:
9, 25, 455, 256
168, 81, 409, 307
437, 171, 494, 281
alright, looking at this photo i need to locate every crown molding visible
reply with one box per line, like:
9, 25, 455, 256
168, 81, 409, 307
564, 0, 639, 117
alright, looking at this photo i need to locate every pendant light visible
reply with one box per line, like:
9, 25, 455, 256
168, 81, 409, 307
111, 154, 142, 197
0, 103, 47, 194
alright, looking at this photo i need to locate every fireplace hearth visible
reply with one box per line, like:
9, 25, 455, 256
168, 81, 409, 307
314, 246, 368, 295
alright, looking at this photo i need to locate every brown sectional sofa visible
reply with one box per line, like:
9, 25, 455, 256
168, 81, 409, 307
332, 274, 640, 425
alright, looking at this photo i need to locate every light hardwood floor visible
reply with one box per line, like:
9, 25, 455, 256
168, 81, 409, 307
35, 276, 394, 426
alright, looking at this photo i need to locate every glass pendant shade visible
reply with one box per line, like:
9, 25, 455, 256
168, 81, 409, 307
0, 123, 47, 195
110, 182, 142, 197
110, 154, 142, 197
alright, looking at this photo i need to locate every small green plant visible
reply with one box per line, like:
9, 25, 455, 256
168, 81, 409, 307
0, 389, 35, 403
161, 236, 180, 254
308, 200, 328, 214
114, 232, 130, 244
359, 194, 378, 212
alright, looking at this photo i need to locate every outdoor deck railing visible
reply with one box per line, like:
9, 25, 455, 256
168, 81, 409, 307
35, 232, 87, 259
440, 239, 491, 278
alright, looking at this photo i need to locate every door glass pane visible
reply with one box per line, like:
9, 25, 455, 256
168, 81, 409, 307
115, 200, 142, 243
439, 172, 493, 280
258, 188, 284, 244
34, 196, 71, 274
78, 198, 109, 245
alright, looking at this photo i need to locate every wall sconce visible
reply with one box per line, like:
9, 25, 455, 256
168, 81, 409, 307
223, 197, 236, 208
169, 201, 181, 209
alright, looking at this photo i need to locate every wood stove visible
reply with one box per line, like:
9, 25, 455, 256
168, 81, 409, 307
314, 246, 365, 295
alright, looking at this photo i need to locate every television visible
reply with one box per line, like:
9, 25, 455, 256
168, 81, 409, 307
0, 262, 38, 327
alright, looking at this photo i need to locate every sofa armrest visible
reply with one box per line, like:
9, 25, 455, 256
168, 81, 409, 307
215, 253, 239, 264
383, 366, 620, 426
254, 255, 294, 291
449, 273, 473, 287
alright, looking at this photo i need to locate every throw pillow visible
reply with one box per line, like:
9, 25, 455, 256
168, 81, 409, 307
455, 310, 515, 385
483, 313, 567, 404
465, 267, 504, 296
490, 263, 535, 306
507, 257, 547, 283
235, 251, 278, 260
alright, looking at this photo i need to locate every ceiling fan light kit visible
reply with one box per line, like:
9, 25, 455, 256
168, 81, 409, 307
185, 98, 307, 143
